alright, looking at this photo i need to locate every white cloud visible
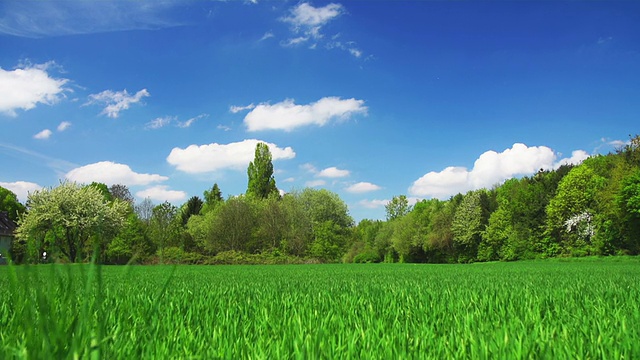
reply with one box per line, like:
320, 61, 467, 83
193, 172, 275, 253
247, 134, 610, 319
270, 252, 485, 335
281, 3, 344, 35
178, 113, 208, 128
145, 116, 175, 130
167, 139, 296, 174
554, 150, 590, 167
358, 199, 388, 209
348, 48, 362, 58
136, 185, 186, 202
409, 143, 590, 199
230, 103, 256, 113
57, 121, 71, 132
305, 179, 326, 187
244, 97, 367, 132
608, 139, 628, 148
346, 182, 382, 193
65, 161, 168, 186
217, 124, 231, 131
0, 181, 42, 203
86, 88, 149, 118
280, 3, 344, 46
317, 166, 350, 178
326, 39, 364, 58
283, 177, 295, 183
0, 62, 70, 116
281, 36, 310, 47
33, 129, 52, 140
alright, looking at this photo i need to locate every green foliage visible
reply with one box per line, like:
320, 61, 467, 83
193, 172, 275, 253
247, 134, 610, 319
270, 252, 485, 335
2, 259, 640, 358
202, 183, 223, 213
309, 221, 346, 262
298, 188, 353, 229
452, 190, 490, 261
385, 195, 411, 221
545, 165, 606, 254
352, 250, 380, 263
247, 142, 278, 199
106, 212, 150, 264
149, 202, 181, 263
0, 186, 26, 222
16, 182, 128, 263
89, 182, 113, 202
617, 169, 640, 253
180, 196, 203, 226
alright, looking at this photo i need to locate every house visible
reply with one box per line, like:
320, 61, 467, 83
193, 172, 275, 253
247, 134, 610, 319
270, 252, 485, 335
0, 211, 16, 264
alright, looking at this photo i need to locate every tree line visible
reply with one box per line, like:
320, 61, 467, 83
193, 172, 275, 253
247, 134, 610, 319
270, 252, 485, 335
346, 135, 640, 263
1, 137, 639, 264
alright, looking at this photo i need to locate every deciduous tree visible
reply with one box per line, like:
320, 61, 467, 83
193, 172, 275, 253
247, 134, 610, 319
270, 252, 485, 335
16, 182, 128, 263
247, 143, 278, 199
0, 186, 26, 222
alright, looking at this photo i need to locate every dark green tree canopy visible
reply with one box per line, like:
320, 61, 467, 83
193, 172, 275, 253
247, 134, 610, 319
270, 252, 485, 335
247, 143, 278, 199
204, 183, 223, 204
181, 196, 203, 225
0, 186, 26, 222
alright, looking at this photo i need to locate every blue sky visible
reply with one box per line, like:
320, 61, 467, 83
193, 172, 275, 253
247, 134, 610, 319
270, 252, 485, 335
0, 1, 638, 221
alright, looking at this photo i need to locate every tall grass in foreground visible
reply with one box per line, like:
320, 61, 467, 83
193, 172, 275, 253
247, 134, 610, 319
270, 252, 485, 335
1, 258, 639, 358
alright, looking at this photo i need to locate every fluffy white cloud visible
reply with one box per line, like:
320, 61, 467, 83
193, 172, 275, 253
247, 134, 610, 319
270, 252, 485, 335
409, 143, 590, 199
346, 182, 382, 194
86, 88, 149, 118
317, 166, 350, 178
554, 150, 590, 167
33, 129, 52, 140
0, 62, 69, 116
305, 179, 326, 187
281, 2, 344, 43
65, 161, 168, 186
358, 199, 389, 209
167, 139, 296, 174
244, 97, 367, 132
145, 116, 174, 129
57, 121, 71, 132
0, 181, 42, 203
136, 185, 186, 202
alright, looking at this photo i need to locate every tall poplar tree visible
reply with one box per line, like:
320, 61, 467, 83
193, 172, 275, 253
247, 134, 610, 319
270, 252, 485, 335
247, 142, 278, 199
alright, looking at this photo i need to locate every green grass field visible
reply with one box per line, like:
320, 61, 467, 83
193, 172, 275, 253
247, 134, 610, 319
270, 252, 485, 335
1, 258, 639, 359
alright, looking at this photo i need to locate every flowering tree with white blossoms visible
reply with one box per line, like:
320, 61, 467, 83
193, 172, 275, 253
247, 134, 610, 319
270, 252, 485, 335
564, 211, 595, 243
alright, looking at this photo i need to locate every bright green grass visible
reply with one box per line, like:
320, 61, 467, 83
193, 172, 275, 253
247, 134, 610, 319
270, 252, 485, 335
1, 258, 639, 359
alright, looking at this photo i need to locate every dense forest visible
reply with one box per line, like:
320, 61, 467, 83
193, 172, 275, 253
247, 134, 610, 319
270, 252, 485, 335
2, 136, 639, 265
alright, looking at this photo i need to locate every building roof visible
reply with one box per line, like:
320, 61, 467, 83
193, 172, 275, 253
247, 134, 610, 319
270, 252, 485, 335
0, 211, 16, 237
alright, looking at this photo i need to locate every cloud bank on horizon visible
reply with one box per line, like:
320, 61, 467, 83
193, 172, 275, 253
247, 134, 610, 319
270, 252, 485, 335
409, 143, 590, 199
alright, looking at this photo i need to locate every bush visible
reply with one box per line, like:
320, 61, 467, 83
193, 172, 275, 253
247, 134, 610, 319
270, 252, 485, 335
159, 247, 205, 264
353, 251, 381, 263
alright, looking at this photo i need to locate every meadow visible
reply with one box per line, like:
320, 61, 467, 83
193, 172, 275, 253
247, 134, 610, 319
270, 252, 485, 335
1, 258, 639, 359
